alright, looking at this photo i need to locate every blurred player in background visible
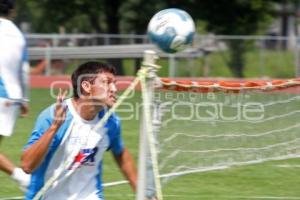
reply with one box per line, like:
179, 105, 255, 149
0, 0, 30, 191
21, 61, 137, 200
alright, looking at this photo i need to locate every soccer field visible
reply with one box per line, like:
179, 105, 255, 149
0, 89, 300, 200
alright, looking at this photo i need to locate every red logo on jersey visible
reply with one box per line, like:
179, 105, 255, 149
69, 147, 98, 170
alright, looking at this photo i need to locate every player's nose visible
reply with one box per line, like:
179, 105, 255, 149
110, 83, 117, 93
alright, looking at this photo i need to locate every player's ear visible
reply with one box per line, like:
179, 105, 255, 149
81, 80, 92, 94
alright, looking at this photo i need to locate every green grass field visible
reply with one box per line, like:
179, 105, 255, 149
1, 89, 300, 200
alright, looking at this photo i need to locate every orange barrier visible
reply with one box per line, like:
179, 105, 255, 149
160, 78, 300, 93
30, 75, 300, 93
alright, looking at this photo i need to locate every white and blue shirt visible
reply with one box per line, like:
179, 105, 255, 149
0, 18, 29, 101
24, 99, 124, 200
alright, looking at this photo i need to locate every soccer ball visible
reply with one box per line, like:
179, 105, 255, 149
147, 8, 195, 53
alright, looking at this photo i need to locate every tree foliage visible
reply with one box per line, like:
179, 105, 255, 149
15, 0, 281, 77
190, 0, 276, 77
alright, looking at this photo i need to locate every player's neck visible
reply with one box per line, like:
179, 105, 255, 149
71, 98, 104, 121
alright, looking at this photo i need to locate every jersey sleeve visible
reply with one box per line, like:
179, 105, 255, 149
24, 106, 54, 150
109, 117, 124, 156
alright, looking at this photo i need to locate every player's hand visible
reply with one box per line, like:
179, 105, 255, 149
20, 102, 29, 117
4, 100, 12, 107
4, 101, 29, 117
53, 89, 67, 128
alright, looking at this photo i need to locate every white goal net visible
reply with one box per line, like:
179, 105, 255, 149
154, 86, 300, 177
137, 52, 300, 200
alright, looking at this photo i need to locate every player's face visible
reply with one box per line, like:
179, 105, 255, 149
90, 72, 117, 107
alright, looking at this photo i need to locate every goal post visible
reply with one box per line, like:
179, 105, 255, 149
136, 54, 300, 199
136, 50, 163, 200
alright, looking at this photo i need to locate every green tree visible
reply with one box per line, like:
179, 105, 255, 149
22, 0, 167, 74
190, 0, 276, 77
120, 0, 277, 77
15, 0, 280, 77
120, 0, 165, 71
34, 0, 126, 73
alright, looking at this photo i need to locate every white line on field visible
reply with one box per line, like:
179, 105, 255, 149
164, 195, 300, 199
239, 196, 300, 199
104, 194, 300, 199
1, 195, 300, 200
274, 164, 300, 168
0, 197, 23, 200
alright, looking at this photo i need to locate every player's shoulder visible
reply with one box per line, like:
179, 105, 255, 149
110, 112, 121, 123
99, 108, 121, 127
109, 111, 121, 125
36, 103, 56, 121
38, 100, 72, 121
0, 18, 24, 41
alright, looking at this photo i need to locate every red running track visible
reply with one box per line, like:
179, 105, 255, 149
30, 75, 136, 90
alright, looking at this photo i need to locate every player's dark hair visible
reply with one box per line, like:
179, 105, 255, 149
71, 61, 116, 99
0, 0, 14, 17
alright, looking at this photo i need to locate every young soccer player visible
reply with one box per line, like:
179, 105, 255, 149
0, 0, 30, 191
21, 61, 137, 200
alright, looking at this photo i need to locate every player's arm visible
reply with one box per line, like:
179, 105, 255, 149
113, 148, 137, 191
0, 37, 30, 116
0, 38, 26, 101
21, 90, 67, 174
21, 124, 60, 173
19, 50, 30, 117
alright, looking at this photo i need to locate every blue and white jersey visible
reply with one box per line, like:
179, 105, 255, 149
24, 99, 124, 200
0, 18, 29, 101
